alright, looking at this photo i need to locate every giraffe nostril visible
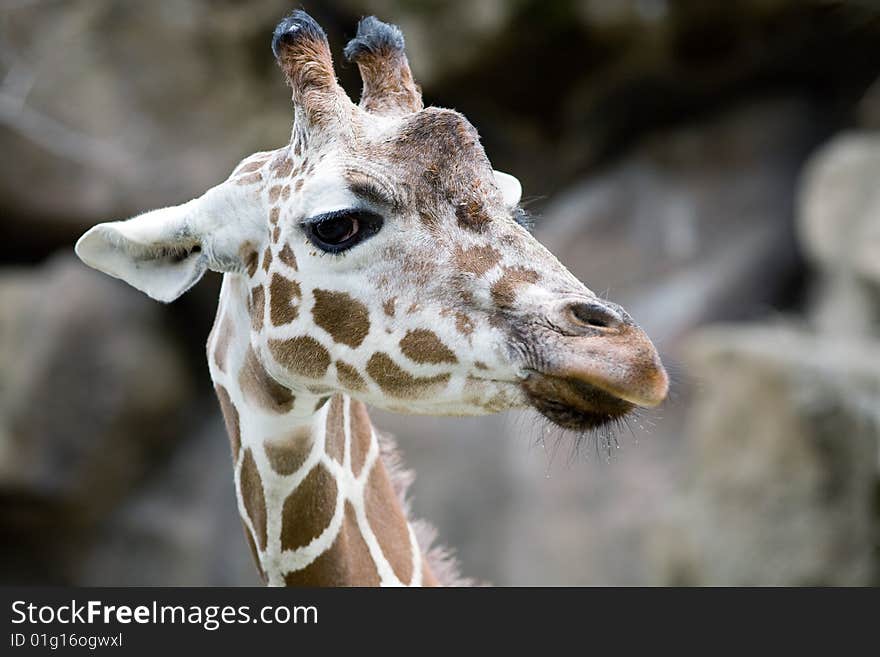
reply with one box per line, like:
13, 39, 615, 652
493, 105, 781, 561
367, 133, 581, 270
566, 302, 622, 330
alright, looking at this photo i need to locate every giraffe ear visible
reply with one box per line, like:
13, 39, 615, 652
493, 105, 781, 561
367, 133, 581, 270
75, 184, 263, 303
75, 202, 207, 303
493, 170, 522, 207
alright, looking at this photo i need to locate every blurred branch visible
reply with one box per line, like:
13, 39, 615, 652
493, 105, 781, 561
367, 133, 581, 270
0, 90, 129, 175
0, 15, 132, 179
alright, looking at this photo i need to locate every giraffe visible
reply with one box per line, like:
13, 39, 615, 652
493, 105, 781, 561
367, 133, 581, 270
74, 11, 668, 586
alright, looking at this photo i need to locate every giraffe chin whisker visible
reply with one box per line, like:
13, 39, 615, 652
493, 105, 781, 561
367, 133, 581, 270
520, 372, 635, 432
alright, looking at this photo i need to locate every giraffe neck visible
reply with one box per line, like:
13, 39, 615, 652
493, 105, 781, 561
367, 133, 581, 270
208, 276, 437, 586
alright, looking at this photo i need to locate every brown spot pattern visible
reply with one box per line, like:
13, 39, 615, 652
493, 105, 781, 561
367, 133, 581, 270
269, 274, 301, 325
240, 448, 267, 550
212, 315, 233, 372
455, 244, 501, 277
399, 329, 458, 364
270, 155, 294, 178
269, 336, 331, 379
278, 244, 298, 270
268, 186, 282, 203
242, 248, 259, 277
455, 312, 474, 335
455, 197, 491, 231
280, 463, 338, 551
236, 159, 264, 176
269, 207, 280, 225
236, 172, 263, 186
239, 346, 295, 413
283, 502, 380, 586
242, 520, 267, 583
365, 463, 413, 584
382, 298, 396, 317
336, 360, 367, 392
264, 427, 311, 476
262, 247, 272, 272
312, 289, 371, 348
324, 395, 345, 465
349, 400, 372, 478
366, 352, 451, 398
250, 285, 265, 332
490, 267, 540, 308
214, 384, 240, 462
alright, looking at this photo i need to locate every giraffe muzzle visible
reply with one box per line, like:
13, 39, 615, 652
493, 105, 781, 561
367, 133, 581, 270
520, 298, 668, 430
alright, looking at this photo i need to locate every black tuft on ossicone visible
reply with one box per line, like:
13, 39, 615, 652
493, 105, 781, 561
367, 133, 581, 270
343, 16, 405, 62
271, 10, 327, 59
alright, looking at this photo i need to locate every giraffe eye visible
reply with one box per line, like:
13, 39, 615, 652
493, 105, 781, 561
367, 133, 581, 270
305, 210, 383, 253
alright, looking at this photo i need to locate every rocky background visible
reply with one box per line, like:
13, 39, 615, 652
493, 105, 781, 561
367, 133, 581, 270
1, 0, 878, 585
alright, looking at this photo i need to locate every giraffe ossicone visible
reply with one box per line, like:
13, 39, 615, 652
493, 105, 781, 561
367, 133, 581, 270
75, 10, 668, 586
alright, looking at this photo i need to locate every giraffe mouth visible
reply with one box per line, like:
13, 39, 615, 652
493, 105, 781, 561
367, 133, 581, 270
521, 372, 635, 431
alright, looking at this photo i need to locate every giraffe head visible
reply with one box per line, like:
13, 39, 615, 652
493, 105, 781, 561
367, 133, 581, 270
76, 11, 667, 431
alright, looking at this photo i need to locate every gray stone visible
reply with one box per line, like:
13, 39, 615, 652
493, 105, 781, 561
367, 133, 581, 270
655, 325, 879, 586
797, 133, 880, 336
0, 254, 195, 582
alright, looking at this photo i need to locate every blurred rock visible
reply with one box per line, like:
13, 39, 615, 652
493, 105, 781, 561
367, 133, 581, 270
656, 325, 879, 586
798, 132, 880, 336
799, 133, 880, 283
0, 254, 195, 583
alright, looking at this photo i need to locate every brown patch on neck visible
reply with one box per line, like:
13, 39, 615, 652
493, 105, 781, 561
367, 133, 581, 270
311, 289, 371, 348
366, 352, 450, 398
242, 247, 259, 278
283, 502, 380, 586
336, 360, 367, 392
214, 384, 240, 463
264, 427, 311, 475
212, 315, 234, 373
268, 336, 331, 379
250, 285, 265, 332
490, 267, 540, 308
280, 463, 338, 551
269, 207, 280, 225
382, 298, 396, 317
269, 273, 302, 325
324, 395, 346, 465
262, 247, 273, 272
349, 399, 372, 478
242, 520, 267, 583
239, 346, 296, 414
239, 448, 268, 550
364, 460, 414, 584
399, 329, 458, 364
455, 244, 501, 277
